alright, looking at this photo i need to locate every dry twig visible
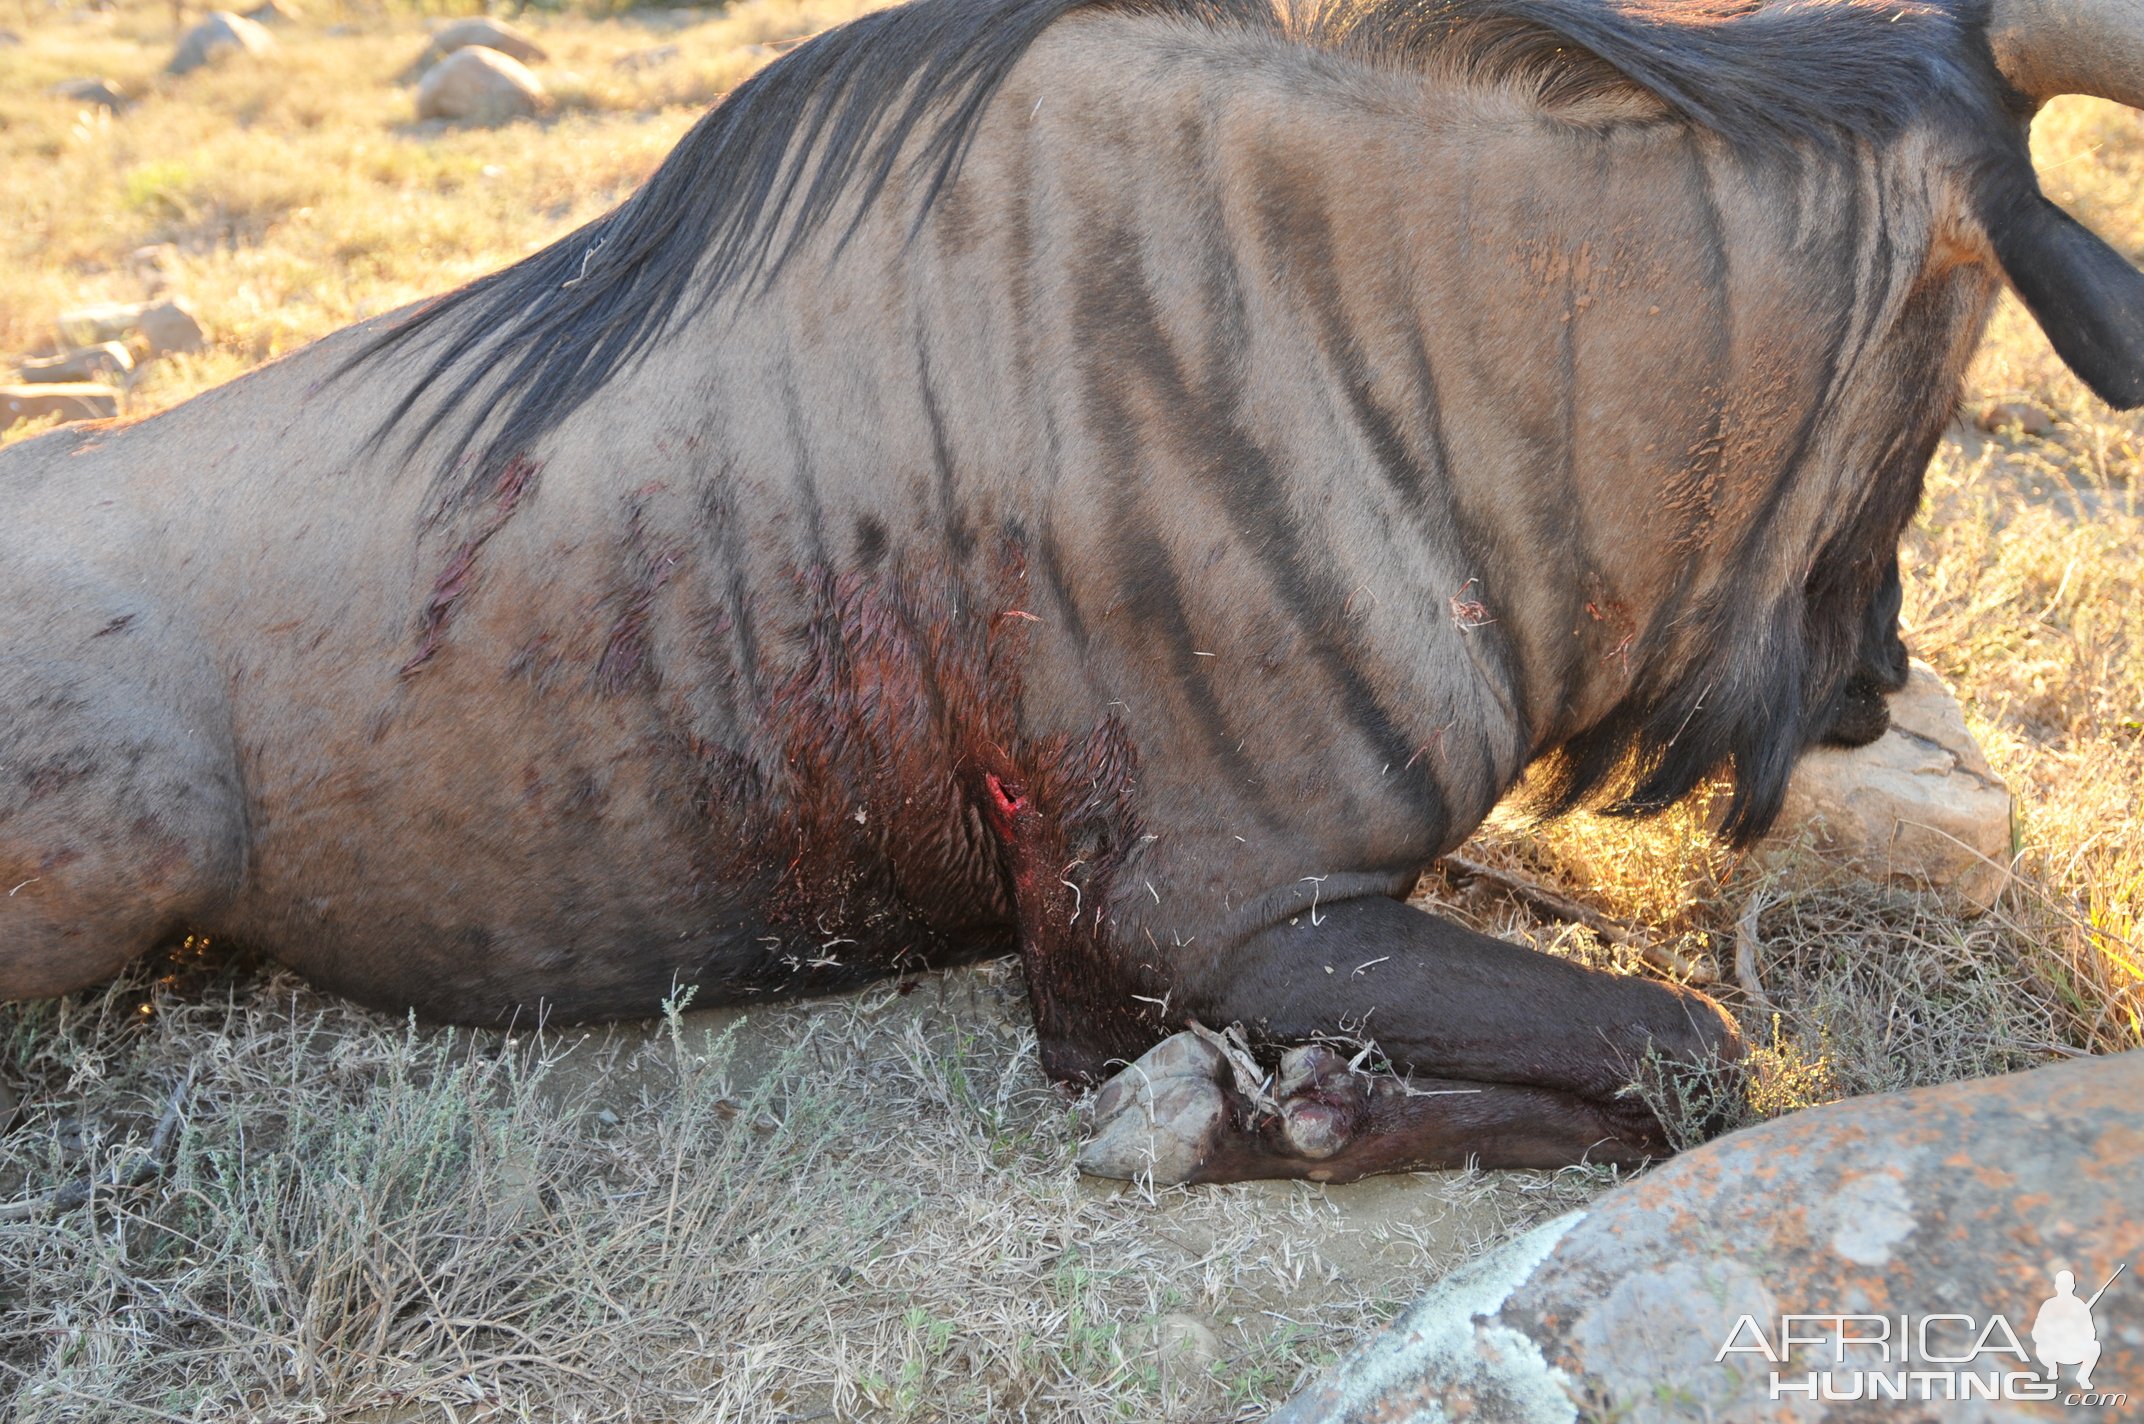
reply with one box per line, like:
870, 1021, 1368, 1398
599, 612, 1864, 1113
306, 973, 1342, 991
1734, 891, 1779, 1015
1440, 853, 1713, 984
0, 1065, 195, 1221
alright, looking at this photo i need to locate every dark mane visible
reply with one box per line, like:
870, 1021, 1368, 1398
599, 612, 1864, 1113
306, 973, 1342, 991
1311, 0, 1983, 149
349, 0, 1984, 514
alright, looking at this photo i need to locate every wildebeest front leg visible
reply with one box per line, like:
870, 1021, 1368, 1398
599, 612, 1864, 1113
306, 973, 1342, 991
1083, 895, 1742, 1184
1079, 1034, 1673, 1184
1816, 552, 1911, 748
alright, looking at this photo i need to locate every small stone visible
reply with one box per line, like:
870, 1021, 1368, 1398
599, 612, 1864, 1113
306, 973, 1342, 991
135, 298, 206, 357
494, 1154, 545, 1220
409, 15, 546, 76
55, 301, 141, 347
1976, 399, 2057, 437
129, 243, 182, 295
167, 10, 276, 76
241, 0, 302, 24
0, 28, 22, 46
48, 77, 129, 112
612, 43, 679, 73
416, 47, 546, 126
1761, 659, 2013, 910
18, 342, 133, 384
1148, 1313, 1226, 1403
58, 299, 204, 356
1, 383, 118, 429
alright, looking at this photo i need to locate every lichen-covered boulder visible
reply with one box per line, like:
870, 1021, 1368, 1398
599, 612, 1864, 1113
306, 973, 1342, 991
1277, 1052, 2143, 1423
1762, 659, 2014, 911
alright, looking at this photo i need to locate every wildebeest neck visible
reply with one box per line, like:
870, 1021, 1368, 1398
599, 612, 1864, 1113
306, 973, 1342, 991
1193, 87, 2010, 841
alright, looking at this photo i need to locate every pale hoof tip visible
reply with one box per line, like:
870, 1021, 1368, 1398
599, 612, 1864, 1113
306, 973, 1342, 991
1078, 1032, 1230, 1185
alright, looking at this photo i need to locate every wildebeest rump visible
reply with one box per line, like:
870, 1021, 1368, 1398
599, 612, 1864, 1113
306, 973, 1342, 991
4, 0, 2142, 1183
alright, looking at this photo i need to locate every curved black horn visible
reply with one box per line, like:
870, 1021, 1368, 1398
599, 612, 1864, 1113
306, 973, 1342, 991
1986, 0, 2144, 109
1983, 181, 2144, 409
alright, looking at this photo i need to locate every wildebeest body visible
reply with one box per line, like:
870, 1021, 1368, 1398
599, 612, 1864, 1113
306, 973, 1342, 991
6, 0, 2142, 1178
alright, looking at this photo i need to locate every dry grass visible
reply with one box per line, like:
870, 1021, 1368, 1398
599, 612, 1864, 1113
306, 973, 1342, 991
0, 947, 1603, 1420
2, 1, 2142, 1418
0, 0, 877, 407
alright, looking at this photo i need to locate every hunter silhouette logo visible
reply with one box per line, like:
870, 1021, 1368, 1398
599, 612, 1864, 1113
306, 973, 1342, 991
2033, 1265, 2125, 1391
1717, 1263, 2130, 1405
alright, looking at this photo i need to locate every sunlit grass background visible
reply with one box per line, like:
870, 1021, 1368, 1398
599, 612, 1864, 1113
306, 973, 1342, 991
1, 0, 2141, 1417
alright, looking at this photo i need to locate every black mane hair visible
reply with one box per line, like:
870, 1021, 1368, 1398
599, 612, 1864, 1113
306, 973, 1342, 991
349, 0, 1987, 516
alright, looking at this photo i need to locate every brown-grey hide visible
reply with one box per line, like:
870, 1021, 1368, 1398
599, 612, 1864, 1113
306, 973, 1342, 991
3, 0, 2141, 1181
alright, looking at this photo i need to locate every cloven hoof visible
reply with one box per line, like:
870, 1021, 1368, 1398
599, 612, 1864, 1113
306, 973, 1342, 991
1078, 1032, 1233, 1185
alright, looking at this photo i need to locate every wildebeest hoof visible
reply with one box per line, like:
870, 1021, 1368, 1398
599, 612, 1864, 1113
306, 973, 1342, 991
1274, 1044, 1368, 1160
1078, 1032, 1232, 1185
1817, 671, 1893, 747
1079, 1035, 1380, 1183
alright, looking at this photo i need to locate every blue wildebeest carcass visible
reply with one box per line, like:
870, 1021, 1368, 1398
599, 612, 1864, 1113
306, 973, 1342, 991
3, 0, 2141, 1183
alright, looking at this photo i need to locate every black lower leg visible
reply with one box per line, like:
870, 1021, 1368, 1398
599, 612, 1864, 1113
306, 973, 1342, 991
1178, 893, 1741, 1105
1194, 1065, 1666, 1182
1078, 1033, 1678, 1184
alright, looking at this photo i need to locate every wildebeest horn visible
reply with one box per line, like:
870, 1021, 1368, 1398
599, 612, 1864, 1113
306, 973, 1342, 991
1974, 0, 2144, 409
1986, 0, 2144, 109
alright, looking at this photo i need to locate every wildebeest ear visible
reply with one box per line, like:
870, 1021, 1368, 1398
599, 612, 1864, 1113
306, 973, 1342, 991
1985, 190, 2144, 409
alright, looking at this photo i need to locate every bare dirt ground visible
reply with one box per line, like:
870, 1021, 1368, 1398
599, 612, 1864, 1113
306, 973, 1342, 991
2, 1, 2141, 1419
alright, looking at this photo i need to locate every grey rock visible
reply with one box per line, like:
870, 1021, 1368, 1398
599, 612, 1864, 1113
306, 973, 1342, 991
408, 15, 546, 77
241, 0, 302, 24
1762, 659, 2014, 910
135, 298, 206, 357
416, 47, 546, 126
49, 77, 129, 112
167, 10, 275, 76
56, 298, 204, 357
56, 301, 144, 347
18, 342, 133, 384
2, 384, 120, 429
